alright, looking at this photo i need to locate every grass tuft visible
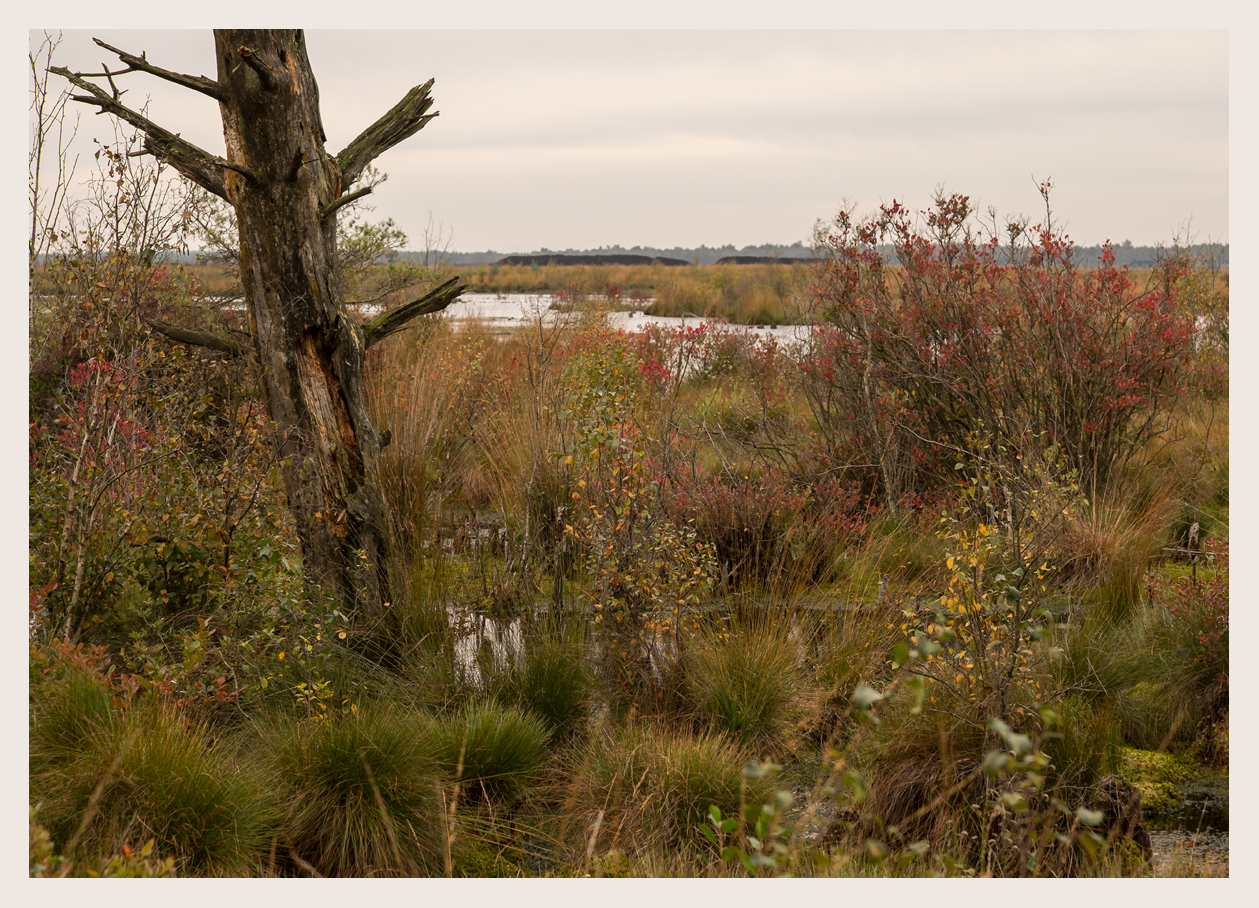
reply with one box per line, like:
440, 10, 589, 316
427, 702, 550, 803
268, 706, 445, 877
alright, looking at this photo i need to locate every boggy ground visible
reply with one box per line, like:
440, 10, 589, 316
30, 198, 1228, 877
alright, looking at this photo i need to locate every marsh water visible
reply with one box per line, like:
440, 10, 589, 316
359, 291, 814, 345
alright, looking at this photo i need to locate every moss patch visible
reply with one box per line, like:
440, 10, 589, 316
453, 840, 523, 878
1119, 748, 1195, 813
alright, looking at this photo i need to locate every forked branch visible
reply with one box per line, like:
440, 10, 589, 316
52, 66, 256, 201
90, 38, 226, 102
361, 276, 465, 348
336, 79, 437, 189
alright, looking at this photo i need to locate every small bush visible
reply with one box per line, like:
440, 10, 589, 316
428, 703, 549, 803
268, 706, 445, 876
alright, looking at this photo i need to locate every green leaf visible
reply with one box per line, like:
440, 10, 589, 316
743, 760, 779, 780
1076, 807, 1105, 827
904, 675, 926, 714
853, 684, 884, 710
842, 769, 868, 805
982, 750, 1010, 778
699, 825, 717, 845
891, 641, 910, 667
1001, 792, 1028, 812
708, 805, 723, 823
987, 717, 1033, 757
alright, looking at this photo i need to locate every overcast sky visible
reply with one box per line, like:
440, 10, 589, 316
34, 29, 1228, 253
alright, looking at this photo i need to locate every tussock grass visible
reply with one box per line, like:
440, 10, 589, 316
426, 703, 550, 804
32, 700, 276, 876
488, 623, 595, 742
30, 669, 120, 772
571, 722, 762, 856
265, 705, 446, 877
685, 617, 802, 752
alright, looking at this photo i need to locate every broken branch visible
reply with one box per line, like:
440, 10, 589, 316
52, 66, 256, 201
361, 276, 465, 348
91, 38, 226, 103
143, 318, 252, 357
319, 186, 372, 221
335, 79, 437, 189
237, 46, 277, 91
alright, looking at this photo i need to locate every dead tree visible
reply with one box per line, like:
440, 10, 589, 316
54, 30, 464, 619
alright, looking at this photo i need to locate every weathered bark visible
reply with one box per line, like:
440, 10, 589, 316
58, 29, 457, 619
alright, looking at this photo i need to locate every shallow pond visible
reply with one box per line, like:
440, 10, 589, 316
357, 292, 813, 345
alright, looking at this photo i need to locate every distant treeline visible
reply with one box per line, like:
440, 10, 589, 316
414, 242, 819, 267
495, 253, 691, 267
400, 240, 1229, 269
43, 240, 1225, 269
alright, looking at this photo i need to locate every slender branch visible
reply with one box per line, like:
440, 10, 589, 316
237, 46, 277, 91
91, 38, 227, 102
319, 186, 372, 221
53, 66, 256, 201
335, 79, 437, 189
361, 277, 465, 348
143, 318, 252, 357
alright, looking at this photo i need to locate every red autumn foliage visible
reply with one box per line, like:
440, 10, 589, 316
801, 186, 1195, 501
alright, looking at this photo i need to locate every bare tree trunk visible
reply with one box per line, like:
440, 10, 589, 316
55, 29, 458, 619
213, 29, 392, 615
